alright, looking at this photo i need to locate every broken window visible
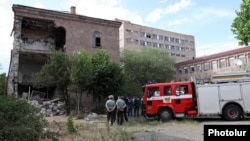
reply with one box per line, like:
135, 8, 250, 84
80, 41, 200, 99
93, 31, 101, 47
54, 26, 66, 51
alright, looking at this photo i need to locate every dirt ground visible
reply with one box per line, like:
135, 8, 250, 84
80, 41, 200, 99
40, 115, 204, 141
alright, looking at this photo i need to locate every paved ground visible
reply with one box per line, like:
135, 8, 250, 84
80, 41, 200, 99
134, 131, 197, 141
133, 117, 250, 141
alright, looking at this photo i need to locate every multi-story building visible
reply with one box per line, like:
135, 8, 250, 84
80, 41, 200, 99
7, 4, 121, 98
116, 19, 196, 63
175, 46, 250, 83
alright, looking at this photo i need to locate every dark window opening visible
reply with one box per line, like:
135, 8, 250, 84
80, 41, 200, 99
95, 37, 101, 47
54, 26, 66, 51
93, 31, 102, 48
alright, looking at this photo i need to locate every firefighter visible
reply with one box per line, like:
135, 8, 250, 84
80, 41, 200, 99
105, 95, 116, 126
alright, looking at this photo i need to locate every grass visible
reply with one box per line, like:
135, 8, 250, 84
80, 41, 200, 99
40, 115, 199, 141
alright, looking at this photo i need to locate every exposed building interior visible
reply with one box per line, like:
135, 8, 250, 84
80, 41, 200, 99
14, 17, 66, 99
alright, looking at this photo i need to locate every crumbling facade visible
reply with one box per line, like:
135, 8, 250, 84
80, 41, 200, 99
7, 4, 121, 101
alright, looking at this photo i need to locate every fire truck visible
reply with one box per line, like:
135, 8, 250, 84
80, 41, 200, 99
142, 75, 250, 121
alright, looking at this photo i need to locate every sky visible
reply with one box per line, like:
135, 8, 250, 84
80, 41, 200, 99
0, 0, 244, 74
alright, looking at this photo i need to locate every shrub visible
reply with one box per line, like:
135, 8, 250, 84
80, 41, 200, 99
67, 116, 79, 133
0, 95, 47, 141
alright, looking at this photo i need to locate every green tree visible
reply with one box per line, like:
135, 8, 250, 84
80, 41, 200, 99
231, 0, 250, 45
121, 47, 175, 87
70, 49, 93, 114
0, 73, 6, 96
34, 50, 71, 114
0, 95, 47, 141
88, 49, 126, 107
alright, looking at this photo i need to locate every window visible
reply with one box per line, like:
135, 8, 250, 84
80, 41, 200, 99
140, 32, 145, 37
197, 64, 201, 72
159, 43, 164, 48
184, 67, 188, 74
148, 87, 160, 98
219, 59, 226, 68
146, 41, 152, 46
179, 69, 182, 74
175, 38, 180, 44
203, 62, 210, 71
146, 33, 151, 38
176, 46, 180, 51
159, 35, 164, 40
152, 34, 157, 39
238, 55, 246, 64
171, 46, 175, 50
190, 66, 194, 73
164, 36, 169, 42
229, 57, 235, 67
181, 47, 185, 52
170, 37, 175, 42
212, 61, 217, 70
176, 85, 187, 95
171, 53, 175, 56
164, 86, 171, 96
140, 40, 146, 46
153, 42, 158, 47
165, 44, 170, 49
93, 31, 101, 47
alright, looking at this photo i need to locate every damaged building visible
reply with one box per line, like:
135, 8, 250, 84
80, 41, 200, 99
7, 4, 121, 105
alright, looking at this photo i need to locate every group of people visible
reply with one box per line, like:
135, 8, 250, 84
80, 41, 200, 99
105, 95, 141, 126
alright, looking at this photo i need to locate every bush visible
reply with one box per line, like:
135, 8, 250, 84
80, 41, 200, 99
0, 95, 47, 141
67, 116, 79, 133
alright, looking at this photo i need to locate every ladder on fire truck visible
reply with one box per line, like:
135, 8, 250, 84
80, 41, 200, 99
210, 71, 250, 83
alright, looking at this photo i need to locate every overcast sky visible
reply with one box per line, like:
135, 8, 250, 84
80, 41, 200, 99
0, 0, 243, 73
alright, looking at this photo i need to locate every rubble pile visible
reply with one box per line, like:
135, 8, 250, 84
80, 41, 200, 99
29, 98, 66, 117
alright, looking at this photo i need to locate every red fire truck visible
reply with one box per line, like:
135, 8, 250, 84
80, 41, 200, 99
142, 80, 250, 121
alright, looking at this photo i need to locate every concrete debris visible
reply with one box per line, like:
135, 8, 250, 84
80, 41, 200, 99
85, 112, 97, 121
29, 98, 65, 117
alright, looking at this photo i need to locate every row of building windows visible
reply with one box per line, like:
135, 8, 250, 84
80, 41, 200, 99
126, 29, 194, 44
126, 38, 195, 52
178, 55, 249, 74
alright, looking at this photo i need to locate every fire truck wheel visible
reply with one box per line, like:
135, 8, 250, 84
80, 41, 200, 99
223, 104, 242, 121
158, 109, 173, 122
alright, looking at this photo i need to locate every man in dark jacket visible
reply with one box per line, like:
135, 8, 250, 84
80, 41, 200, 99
134, 96, 140, 117
122, 96, 128, 122
127, 96, 133, 117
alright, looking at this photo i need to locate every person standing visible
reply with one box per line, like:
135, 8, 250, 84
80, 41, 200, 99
122, 96, 129, 122
116, 96, 126, 125
105, 95, 116, 126
127, 96, 133, 117
134, 96, 140, 117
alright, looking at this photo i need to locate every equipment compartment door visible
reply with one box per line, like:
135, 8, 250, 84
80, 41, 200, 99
197, 85, 220, 114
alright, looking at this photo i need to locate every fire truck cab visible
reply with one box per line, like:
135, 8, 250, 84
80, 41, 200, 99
142, 81, 197, 121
